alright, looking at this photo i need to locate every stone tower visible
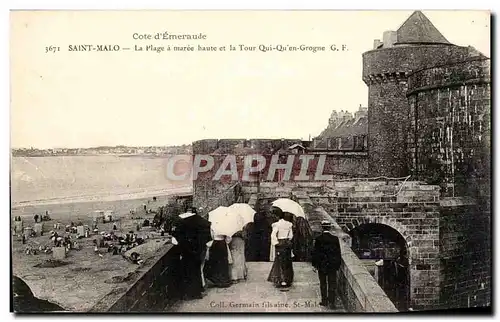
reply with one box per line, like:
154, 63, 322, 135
362, 11, 480, 177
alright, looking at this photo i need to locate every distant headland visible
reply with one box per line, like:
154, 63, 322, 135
11, 145, 192, 157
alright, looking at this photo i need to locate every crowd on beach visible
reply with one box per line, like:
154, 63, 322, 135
11, 198, 170, 265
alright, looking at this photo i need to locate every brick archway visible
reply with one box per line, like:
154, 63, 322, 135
342, 219, 411, 311
339, 217, 413, 257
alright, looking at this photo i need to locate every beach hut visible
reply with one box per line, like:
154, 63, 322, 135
14, 220, 24, 235
104, 211, 114, 223
23, 227, 33, 239
33, 223, 44, 236
92, 211, 105, 223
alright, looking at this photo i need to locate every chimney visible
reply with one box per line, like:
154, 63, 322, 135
354, 106, 368, 123
329, 110, 339, 127
373, 39, 382, 49
383, 31, 397, 48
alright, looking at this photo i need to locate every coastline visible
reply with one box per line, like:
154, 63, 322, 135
11, 185, 192, 210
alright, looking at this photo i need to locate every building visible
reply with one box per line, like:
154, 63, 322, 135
313, 105, 368, 151
192, 11, 491, 311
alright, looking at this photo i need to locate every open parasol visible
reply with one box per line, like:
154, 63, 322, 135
208, 206, 245, 237
271, 198, 306, 218
228, 203, 256, 226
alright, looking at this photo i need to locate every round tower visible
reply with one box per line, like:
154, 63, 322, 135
406, 56, 490, 198
362, 11, 478, 177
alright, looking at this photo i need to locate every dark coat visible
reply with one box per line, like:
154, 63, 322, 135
173, 214, 211, 257
311, 232, 342, 273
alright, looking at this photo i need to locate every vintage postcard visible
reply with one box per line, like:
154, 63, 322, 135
10, 10, 491, 313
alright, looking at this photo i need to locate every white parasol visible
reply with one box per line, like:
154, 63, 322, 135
228, 203, 256, 226
208, 206, 245, 237
271, 198, 306, 218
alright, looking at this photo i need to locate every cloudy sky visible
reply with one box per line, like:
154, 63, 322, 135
10, 10, 490, 148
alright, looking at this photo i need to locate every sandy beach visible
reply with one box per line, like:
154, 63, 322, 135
11, 192, 187, 311
11, 186, 191, 218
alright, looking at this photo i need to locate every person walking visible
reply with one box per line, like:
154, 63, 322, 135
229, 230, 248, 283
267, 207, 294, 288
204, 231, 232, 288
172, 207, 212, 300
311, 221, 342, 309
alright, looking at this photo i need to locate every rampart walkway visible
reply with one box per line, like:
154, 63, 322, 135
168, 262, 345, 312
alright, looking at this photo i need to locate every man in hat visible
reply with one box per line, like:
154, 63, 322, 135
311, 220, 342, 309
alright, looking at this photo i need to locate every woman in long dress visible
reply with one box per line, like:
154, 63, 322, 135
229, 230, 247, 282
267, 208, 294, 288
251, 211, 273, 262
243, 221, 255, 261
267, 209, 280, 262
204, 232, 232, 288
293, 216, 314, 262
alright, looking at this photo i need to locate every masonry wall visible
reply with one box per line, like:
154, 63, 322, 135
407, 58, 491, 198
366, 80, 410, 177
309, 181, 441, 311
92, 244, 181, 312
292, 193, 398, 312
439, 198, 491, 309
362, 44, 481, 178
192, 139, 369, 212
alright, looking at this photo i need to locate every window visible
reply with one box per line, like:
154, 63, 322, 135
353, 136, 359, 150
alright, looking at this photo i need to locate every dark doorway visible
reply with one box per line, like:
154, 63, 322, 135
348, 223, 410, 311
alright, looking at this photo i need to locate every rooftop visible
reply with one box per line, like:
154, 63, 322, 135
396, 11, 452, 45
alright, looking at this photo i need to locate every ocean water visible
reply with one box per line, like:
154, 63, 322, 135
11, 155, 192, 207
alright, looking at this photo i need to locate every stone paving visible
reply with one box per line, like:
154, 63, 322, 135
168, 262, 345, 313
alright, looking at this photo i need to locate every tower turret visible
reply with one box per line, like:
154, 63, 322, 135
362, 11, 480, 177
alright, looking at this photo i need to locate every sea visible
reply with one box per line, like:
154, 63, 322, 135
10, 155, 192, 208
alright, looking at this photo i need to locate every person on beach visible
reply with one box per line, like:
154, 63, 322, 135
33, 214, 39, 223
267, 207, 294, 288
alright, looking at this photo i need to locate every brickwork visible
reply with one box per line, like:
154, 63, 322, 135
362, 44, 484, 178
366, 79, 410, 177
93, 244, 180, 312
310, 181, 441, 311
439, 198, 491, 309
192, 139, 368, 211
407, 58, 491, 198
292, 195, 397, 312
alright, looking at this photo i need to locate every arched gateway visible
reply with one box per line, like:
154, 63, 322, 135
343, 222, 410, 311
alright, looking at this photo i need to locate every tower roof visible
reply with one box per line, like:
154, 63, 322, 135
396, 11, 451, 45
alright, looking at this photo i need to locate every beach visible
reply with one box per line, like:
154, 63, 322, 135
10, 155, 191, 311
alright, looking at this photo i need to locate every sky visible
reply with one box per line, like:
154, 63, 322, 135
10, 10, 490, 149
